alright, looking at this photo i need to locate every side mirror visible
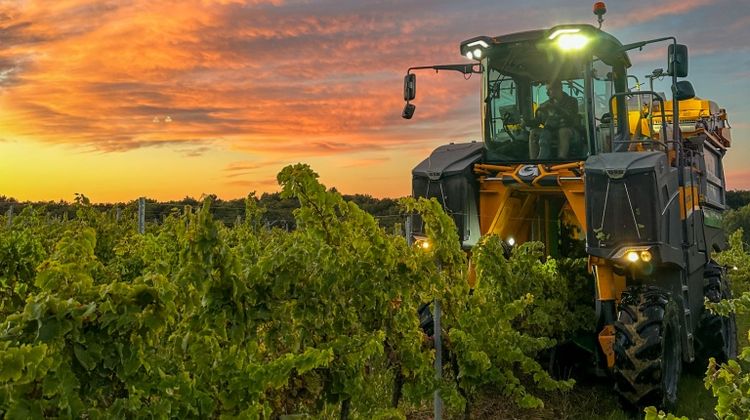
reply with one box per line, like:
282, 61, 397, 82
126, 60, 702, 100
673, 80, 695, 101
668, 44, 688, 78
402, 103, 416, 119
404, 73, 416, 101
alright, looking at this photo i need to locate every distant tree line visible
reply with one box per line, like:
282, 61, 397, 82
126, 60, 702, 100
3, 190, 750, 238
725, 191, 750, 245
727, 190, 750, 210
0, 191, 405, 231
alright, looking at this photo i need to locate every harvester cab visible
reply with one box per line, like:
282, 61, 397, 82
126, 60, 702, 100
404, 4, 736, 409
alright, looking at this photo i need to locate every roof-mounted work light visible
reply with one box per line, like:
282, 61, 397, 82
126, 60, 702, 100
557, 33, 589, 50
460, 37, 492, 61
465, 40, 488, 60
548, 28, 589, 51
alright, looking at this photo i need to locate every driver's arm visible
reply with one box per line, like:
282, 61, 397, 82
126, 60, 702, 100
529, 101, 552, 126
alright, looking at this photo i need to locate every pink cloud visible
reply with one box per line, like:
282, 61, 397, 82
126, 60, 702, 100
726, 169, 750, 190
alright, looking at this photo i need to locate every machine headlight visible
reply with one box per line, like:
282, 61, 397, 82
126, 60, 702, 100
620, 248, 654, 264
415, 238, 431, 250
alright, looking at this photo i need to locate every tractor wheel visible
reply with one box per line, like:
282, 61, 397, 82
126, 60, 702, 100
693, 264, 737, 368
613, 286, 682, 409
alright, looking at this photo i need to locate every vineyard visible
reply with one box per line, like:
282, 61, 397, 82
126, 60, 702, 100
1, 164, 750, 419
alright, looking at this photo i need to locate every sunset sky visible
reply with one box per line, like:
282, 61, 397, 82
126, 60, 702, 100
0, 0, 748, 202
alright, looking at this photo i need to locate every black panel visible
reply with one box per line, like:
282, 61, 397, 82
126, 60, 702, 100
411, 143, 483, 243
412, 173, 475, 242
587, 172, 657, 248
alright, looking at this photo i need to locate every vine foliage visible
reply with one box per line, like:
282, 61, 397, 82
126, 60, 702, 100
1, 164, 581, 418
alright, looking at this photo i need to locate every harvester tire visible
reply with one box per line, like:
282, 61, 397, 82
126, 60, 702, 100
613, 286, 681, 409
693, 264, 737, 369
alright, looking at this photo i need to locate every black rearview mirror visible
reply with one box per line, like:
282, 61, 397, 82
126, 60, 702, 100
404, 73, 416, 101
673, 80, 695, 101
668, 44, 688, 78
402, 103, 416, 119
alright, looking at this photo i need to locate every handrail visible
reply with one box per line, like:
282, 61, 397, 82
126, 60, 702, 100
608, 90, 668, 152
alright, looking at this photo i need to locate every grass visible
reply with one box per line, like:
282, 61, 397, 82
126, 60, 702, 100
496, 374, 711, 419
403, 370, 717, 419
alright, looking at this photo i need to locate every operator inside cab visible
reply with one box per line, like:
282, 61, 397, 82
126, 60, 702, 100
527, 80, 580, 159
474, 26, 632, 164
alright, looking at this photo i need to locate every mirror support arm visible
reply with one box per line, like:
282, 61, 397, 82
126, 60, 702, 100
407, 63, 483, 75
620, 36, 676, 53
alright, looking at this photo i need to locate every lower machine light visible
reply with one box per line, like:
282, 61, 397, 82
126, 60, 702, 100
626, 251, 640, 263
640, 251, 652, 262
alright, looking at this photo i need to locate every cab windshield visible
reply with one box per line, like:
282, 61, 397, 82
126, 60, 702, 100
483, 56, 608, 164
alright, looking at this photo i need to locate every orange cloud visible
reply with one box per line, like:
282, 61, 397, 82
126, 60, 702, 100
0, 0, 478, 159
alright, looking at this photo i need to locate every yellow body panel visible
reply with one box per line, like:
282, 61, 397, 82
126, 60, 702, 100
652, 97, 731, 147
599, 325, 616, 368
679, 185, 701, 220
559, 177, 586, 232
476, 162, 586, 251
475, 161, 627, 366
589, 258, 626, 301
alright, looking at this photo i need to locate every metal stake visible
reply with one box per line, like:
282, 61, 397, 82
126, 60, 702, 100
138, 198, 145, 234
434, 298, 443, 419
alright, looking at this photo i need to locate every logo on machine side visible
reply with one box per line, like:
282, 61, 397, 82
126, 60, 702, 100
518, 165, 540, 182
605, 168, 626, 179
